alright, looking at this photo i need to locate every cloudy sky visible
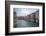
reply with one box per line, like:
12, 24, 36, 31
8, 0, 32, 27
14, 8, 38, 16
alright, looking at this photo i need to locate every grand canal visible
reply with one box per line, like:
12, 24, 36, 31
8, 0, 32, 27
14, 20, 39, 28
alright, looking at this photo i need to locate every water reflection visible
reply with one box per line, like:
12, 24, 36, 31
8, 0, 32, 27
14, 20, 39, 28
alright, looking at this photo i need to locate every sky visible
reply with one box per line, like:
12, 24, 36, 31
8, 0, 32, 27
14, 8, 38, 16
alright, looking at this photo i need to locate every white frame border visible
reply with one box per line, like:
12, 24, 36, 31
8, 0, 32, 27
9, 5, 43, 33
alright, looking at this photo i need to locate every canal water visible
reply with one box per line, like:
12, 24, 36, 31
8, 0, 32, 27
14, 20, 39, 28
